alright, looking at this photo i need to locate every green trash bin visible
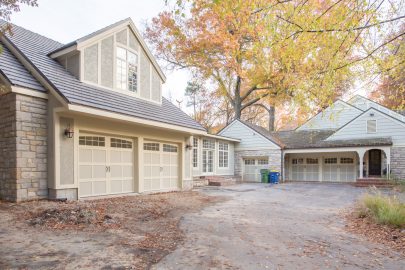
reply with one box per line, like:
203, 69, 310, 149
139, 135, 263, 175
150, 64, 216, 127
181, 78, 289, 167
260, 169, 270, 183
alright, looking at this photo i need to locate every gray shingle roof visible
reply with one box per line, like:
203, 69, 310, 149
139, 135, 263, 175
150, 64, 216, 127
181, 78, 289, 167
271, 130, 392, 149
238, 121, 392, 149
0, 42, 45, 92
0, 21, 205, 131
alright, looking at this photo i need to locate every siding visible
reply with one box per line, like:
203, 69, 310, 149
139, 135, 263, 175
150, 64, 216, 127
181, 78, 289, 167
219, 121, 280, 150
327, 108, 405, 145
298, 101, 362, 130
349, 96, 405, 122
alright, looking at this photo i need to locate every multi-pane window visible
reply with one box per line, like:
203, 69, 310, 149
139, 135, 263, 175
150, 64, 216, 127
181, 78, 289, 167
306, 158, 318, 164
292, 158, 304, 165
143, 143, 159, 151
244, 159, 255, 165
218, 142, 229, 168
203, 139, 215, 149
324, 158, 337, 164
163, 144, 178, 152
111, 138, 132, 148
340, 158, 354, 164
258, 159, 268, 165
116, 47, 138, 92
79, 136, 105, 146
193, 138, 198, 168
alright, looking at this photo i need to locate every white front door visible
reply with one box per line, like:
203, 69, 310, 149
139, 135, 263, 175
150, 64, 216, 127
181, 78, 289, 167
143, 142, 179, 192
202, 139, 215, 175
202, 149, 214, 174
78, 135, 134, 197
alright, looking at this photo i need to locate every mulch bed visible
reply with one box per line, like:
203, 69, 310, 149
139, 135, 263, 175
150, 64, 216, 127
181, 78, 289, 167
344, 210, 405, 256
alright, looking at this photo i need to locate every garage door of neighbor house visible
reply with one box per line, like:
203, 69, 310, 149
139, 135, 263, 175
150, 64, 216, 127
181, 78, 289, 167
290, 155, 356, 182
78, 135, 134, 197
143, 142, 179, 192
242, 158, 269, 182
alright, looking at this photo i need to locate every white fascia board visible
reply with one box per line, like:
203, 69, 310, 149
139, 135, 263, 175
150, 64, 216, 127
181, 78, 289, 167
48, 44, 78, 59
201, 133, 240, 142
68, 104, 207, 135
283, 145, 391, 154
11, 86, 48, 99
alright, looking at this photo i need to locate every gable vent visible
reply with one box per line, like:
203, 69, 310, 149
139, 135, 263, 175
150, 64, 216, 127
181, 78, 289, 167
367, 120, 377, 133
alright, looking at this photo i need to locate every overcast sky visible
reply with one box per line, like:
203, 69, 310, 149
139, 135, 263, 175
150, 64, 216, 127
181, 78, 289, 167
11, 0, 190, 108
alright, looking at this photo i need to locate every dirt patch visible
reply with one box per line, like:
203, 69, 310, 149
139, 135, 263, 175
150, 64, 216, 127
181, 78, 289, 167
0, 191, 225, 269
344, 209, 405, 255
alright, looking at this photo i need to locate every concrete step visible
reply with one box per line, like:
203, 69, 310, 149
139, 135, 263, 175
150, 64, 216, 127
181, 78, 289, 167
208, 179, 237, 186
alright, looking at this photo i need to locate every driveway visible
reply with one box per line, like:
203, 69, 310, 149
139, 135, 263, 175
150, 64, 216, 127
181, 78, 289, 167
154, 183, 404, 270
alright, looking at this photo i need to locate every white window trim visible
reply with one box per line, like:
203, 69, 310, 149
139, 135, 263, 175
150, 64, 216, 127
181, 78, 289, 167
80, 27, 162, 105
193, 137, 199, 169
366, 119, 377, 133
218, 142, 229, 168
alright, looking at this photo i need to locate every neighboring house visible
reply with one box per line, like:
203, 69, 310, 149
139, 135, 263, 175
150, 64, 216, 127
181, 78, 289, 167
219, 96, 405, 183
0, 18, 238, 202
1, 19, 404, 203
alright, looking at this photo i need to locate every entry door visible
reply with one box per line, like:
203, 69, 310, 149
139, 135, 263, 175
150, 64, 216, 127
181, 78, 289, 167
369, 150, 381, 176
202, 149, 214, 174
79, 135, 134, 197
143, 142, 179, 192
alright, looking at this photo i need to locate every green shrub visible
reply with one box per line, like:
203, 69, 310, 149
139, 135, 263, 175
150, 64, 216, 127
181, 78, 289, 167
357, 191, 405, 228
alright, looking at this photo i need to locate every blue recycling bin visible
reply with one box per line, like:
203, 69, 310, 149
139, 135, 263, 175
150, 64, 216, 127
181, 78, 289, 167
268, 172, 280, 184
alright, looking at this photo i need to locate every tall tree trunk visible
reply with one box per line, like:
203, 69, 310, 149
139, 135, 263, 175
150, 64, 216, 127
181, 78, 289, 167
268, 105, 275, 131
234, 76, 242, 119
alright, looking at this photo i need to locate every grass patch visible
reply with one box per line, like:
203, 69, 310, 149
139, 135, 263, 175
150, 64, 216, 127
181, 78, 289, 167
356, 190, 405, 228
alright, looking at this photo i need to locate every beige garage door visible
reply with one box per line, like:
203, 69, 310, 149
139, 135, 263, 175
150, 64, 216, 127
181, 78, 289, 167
143, 141, 179, 192
243, 158, 269, 182
79, 135, 134, 197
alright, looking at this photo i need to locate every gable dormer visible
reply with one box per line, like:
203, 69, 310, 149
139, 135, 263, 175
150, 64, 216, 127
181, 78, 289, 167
49, 18, 165, 104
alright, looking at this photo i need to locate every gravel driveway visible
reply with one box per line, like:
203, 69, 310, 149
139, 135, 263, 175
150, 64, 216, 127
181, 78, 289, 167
153, 183, 404, 270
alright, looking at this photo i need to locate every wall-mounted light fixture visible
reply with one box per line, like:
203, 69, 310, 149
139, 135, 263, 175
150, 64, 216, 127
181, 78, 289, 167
370, 113, 375, 117
185, 144, 193, 150
64, 124, 74, 139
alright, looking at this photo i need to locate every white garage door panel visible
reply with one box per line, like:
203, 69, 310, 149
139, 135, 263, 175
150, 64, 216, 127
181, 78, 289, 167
143, 142, 179, 192
243, 158, 269, 182
78, 135, 134, 197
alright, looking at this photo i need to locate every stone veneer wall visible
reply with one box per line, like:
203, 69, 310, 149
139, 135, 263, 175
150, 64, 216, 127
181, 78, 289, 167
391, 147, 405, 180
0, 93, 48, 201
234, 149, 282, 178
0, 93, 17, 201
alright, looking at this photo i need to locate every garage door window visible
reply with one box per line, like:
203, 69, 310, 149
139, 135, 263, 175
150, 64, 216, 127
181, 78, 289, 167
244, 159, 255, 165
306, 158, 318, 164
144, 143, 159, 151
292, 158, 303, 164
163, 144, 178, 152
324, 158, 337, 164
340, 158, 354, 164
111, 138, 132, 148
79, 136, 105, 146
258, 159, 268, 165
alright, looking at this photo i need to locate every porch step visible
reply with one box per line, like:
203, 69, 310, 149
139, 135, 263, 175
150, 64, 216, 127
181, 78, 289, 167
354, 178, 394, 188
206, 176, 238, 186
193, 179, 208, 187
